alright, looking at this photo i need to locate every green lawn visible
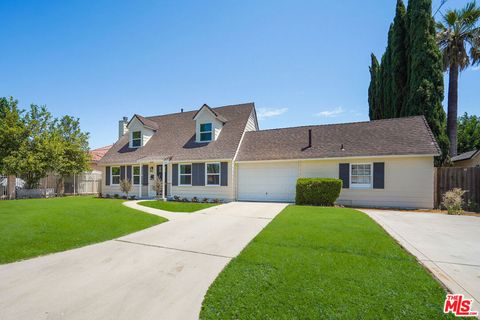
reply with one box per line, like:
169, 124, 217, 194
138, 200, 220, 212
0, 196, 166, 264
201, 206, 452, 319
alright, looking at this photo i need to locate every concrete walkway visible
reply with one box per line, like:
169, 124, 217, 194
0, 201, 287, 320
360, 209, 480, 312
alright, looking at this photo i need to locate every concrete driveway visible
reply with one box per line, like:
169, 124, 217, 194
360, 209, 480, 311
0, 201, 287, 320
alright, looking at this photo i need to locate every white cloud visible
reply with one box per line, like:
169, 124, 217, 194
472, 65, 480, 71
316, 107, 344, 117
257, 107, 288, 120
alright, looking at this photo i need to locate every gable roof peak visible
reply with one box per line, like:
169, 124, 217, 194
193, 103, 228, 123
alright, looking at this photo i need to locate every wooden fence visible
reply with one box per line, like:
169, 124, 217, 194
434, 167, 480, 208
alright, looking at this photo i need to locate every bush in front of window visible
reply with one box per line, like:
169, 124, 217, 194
295, 178, 342, 206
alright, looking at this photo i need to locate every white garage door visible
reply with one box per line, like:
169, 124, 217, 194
237, 162, 299, 202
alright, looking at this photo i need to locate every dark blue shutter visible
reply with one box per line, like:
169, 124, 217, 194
120, 166, 126, 181
142, 165, 148, 186
172, 164, 178, 186
105, 166, 110, 185
192, 163, 205, 186
127, 166, 132, 182
373, 162, 385, 189
221, 162, 228, 186
339, 163, 349, 189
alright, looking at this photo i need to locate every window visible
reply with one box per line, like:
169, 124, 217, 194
111, 166, 120, 185
350, 164, 372, 188
206, 162, 220, 186
132, 166, 140, 185
179, 164, 192, 186
132, 131, 142, 147
199, 123, 212, 142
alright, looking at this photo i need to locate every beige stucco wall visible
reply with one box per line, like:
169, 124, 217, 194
453, 156, 480, 168
100, 161, 234, 201
170, 161, 234, 201
299, 156, 435, 208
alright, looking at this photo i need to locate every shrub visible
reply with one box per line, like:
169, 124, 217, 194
105, 194, 111, 198
192, 196, 199, 203
181, 197, 189, 202
173, 195, 180, 201
442, 188, 466, 215
295, 178, 342, 206
212, 198, 221, 203
129, 195, 136, 200
202, 197, 209, 203
113, 194, 119, 199
465, 200, 480, 213
119, 179, 132, 198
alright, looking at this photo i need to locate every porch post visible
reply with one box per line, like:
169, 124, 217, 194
139, 164, 142, 198
162, 161, 166, 201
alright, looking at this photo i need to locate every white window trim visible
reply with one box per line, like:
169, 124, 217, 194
132, 165, 141, 185
111, 166, 121, 185
349, 163, 373, 189
205, 162, 221, 186
199, 123, 213, 142
178, 163, 192, 186
131, 131, 142, 148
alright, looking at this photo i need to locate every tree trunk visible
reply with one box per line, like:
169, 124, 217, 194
57, 176, 65, 196
447, 64, 459, 157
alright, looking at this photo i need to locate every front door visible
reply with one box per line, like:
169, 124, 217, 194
156, 165, 168, 197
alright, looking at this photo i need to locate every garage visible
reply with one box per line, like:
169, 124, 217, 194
237, 162, 299, 202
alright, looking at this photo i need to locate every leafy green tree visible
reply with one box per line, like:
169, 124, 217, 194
405, 0, 449, 163
368, 54, 380, 120
54, 116, 90, 195
0, 97, 27, 175
3, 105, 62, 188
436, 1, 480, 157
457, 113, 480, 154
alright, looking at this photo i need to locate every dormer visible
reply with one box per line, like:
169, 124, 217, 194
125, 114, 158, 148
192, 104, 227, 143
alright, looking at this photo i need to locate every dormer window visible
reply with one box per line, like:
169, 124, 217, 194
132, 131, 142, 147
200, 123, 213, 142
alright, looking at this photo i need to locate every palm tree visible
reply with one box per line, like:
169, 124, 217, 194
436, 1, 480, 157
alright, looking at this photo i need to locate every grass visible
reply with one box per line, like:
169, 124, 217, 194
0, 196, 167, 264
138, 200, 220, 212
201, 205, 453, 319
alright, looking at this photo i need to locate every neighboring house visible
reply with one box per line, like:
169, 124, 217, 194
451, 150, 480, 167
98, 103, 440, 208
89, 145, 112, 172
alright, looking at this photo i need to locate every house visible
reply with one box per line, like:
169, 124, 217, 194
89, 145, 112, 172
451, 150, 480, 167
98, 103, 440, 208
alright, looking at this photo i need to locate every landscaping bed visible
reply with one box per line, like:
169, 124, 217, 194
200, 206, 453, 319
0, 196, 166, 264
138, 200, 220, 213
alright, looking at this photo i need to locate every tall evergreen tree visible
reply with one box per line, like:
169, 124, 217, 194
391, 0, 408, 118
405, 0, 449, 161
368, 54, 380, 120
381, 25, 394, 118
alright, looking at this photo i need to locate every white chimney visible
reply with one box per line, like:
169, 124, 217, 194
118, 116, 128, 139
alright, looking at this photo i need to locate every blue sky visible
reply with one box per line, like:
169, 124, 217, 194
0, 0, 477, 149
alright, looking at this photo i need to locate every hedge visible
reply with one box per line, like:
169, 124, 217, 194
295, 178, 342, 206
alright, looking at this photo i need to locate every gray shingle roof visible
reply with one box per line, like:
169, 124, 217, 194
451, 149, 479, 162
100, 103, 254, 164
235, 116, 440, 161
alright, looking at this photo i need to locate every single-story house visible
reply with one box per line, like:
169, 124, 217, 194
89, 145, 112, 172
451, 149, 480, 167
98, 103, 440, 208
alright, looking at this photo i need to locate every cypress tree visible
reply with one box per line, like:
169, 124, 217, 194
368, 54, 380, 120
405, 0, 449, 161
390, 0, 408, 117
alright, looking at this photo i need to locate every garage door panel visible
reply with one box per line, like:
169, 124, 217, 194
237, 162, 298, 202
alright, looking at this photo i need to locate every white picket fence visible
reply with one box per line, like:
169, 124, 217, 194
0, 172, 102, 199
